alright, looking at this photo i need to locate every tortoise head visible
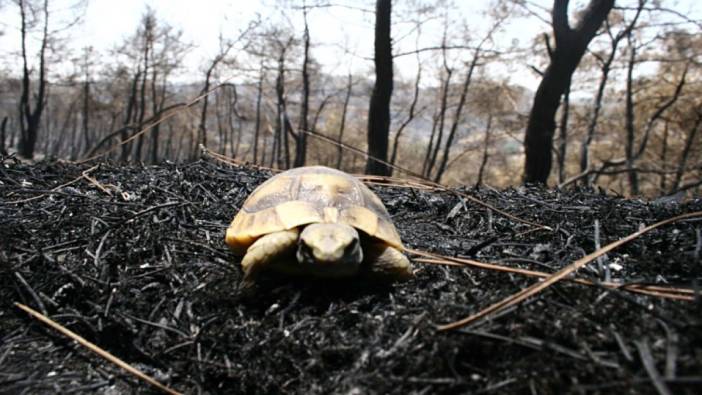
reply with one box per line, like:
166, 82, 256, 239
296, 223, 363, 276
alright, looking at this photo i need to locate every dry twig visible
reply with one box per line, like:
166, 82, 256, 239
437, 211, 702, 331
7, 164, 99, 204
14, 303, 183, 395
409, 250, 693, 301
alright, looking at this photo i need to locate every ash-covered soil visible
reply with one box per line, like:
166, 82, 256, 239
1, 156, 701, 394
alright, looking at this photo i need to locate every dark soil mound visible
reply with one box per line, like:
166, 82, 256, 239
1, 157, 701, 394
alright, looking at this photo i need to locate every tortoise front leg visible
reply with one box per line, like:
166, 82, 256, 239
363, 243, 413, 281
240, 228, 300, 286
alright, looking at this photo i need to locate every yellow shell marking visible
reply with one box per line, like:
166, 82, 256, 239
323, 207, 339, 223
225, 166, 405, 254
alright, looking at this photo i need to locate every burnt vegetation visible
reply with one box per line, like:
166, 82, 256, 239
1, 157, 701, 393
1, 0, 702, 393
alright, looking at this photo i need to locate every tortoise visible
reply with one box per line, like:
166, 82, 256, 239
225, 166, 412, 285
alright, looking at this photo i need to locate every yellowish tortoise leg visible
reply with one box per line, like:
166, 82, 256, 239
240, 228, 299, 287
363, 243, 413, 281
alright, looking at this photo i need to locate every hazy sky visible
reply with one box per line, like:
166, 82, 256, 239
68, 1, 520, 72
1, 0, 700, 90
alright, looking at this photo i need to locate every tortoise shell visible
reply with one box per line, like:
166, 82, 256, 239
225, 166, 403, 255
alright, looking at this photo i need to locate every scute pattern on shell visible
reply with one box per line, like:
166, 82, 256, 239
225, 166, 402, 254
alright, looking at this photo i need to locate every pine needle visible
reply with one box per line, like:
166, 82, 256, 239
14, 303, 183, 395
437, 211, 702, 331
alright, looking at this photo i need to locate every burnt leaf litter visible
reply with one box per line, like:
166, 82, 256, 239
1, 155, 701, 394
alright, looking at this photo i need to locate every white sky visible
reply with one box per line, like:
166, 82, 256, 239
1, 0, 700, 91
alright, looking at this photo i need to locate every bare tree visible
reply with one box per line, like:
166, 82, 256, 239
17, 0, 49, 159
101, 7, 188, 163
196, 38, 234, 159
423, 35, 452, 179
389, 17, 425, 175
79, 46, 95, 156
670, 110, 702, 193
476, 113, 493, 187
433, 13, 505, 183
295, 1, 311, 167
131, 10, 155, 162
0, 117, 8, 155
433, 52, 478, 183
195, 20, 256, 160
555, 80, 570, 183
271, 36, 295, 169
120, 68, 141, 161
523, 0, 614, 184
389, 57, 422, 174
623, 30, 638, 194
579, 3, 644, 182
253, 63, 265, 165
623, 32, 688, 195
336, 74, 354, 170
365, 0, 393, 176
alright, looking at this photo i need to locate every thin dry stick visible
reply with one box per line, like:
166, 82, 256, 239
209, 129, 548, 231
304, 129, 425, 179
8, 165, 99, 204
410, 250, 693, 301
413, 257, 692, 301
304, 129, 551, 231
355, 174, 441, 191
14, 303, 183, 395
437, 211, 702, 331
78, 75, 235, 164
81, 166, 113, 196
199, 144, 280, 173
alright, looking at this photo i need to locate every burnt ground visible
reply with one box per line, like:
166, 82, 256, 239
0, 156, 701, 394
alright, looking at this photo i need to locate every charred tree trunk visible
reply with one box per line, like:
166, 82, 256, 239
165, 123, 173, 159
215, 89, 226, 154
422, 110, 440, 177
390, 60, 421, 175
121, 69, 141, 161
229, 84, 243, 159
476, 114, 493, 187
234, 118, 243, 158
283, 114, 293, 169
580, 4, 642, 180
659, 120, 669, 192
671, 112, 702, 193
262, 124, 270, 168
133, 38, 150, 162
425, 45, 452, 179
81, 69, 91, 156
8, 117, 16, 150
150, 68, 167, 164
274, 48, 288, 169
311, 95, 330, 133
523, 0, 614, 184
17, 0, 49, 159
557, 80, 570, 183
434, 51, 480, 183
0, 117, 7, 155
194, 37, 235, 159
295, 3, 311, 167
232, 90, 243, 158
61, 99, 78, 160
365, 0, 393, 176
624, 32, 638, 195
253, 66, 265, 165
336, 74, 353, 170
42, 99, 52, 155
197, 66, 214, 159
